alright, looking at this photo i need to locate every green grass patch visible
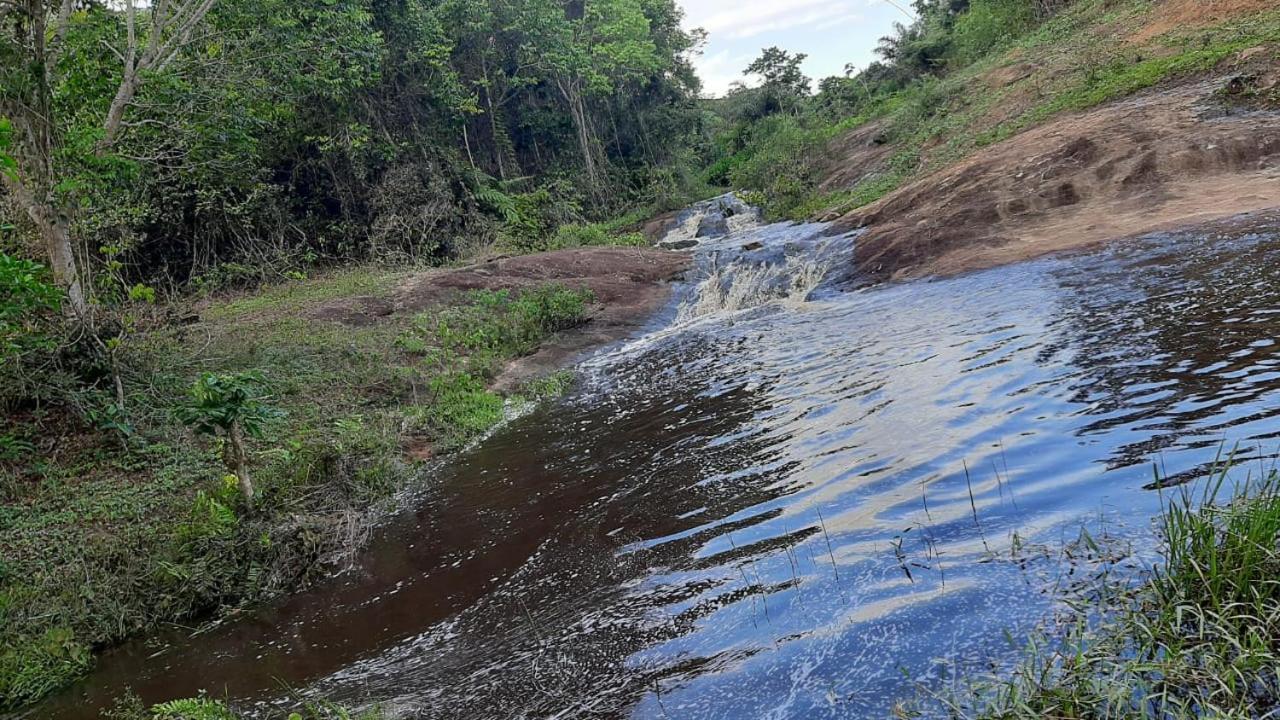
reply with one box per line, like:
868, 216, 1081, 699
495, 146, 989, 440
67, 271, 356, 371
204, 267, 404, 322
403, 373, 504, 452
517, 369, 577, 402
401, 285, 594, 375
547, 223, 648, 250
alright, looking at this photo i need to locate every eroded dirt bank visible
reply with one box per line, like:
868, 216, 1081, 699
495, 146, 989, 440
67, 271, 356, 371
313, 246, 690, 389
832, 73, 1280, 281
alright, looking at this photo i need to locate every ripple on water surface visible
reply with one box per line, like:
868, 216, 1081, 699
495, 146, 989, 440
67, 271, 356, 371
38, 220, 1280, 719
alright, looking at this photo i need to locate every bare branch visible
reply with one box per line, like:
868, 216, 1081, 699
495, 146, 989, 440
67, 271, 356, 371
100, 0, 219, 151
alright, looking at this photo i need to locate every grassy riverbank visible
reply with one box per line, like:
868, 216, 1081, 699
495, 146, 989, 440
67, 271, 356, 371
0, 265, 602, 709
913, 461, 1280, 718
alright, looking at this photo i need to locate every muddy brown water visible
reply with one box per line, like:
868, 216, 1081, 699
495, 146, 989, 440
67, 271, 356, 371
31, 208, 1280, 718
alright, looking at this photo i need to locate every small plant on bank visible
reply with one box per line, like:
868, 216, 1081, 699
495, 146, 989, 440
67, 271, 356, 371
177, 372, 283, 505
150, 696, 238, 720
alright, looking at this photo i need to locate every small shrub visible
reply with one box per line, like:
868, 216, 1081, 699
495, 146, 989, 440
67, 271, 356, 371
406, 372, 504, 451
150, 696, 237, 720
0, 433, 34, 462
0, 253, 61, 360
177, 372, 284, 505
176, 487, 240, 547
950, 0, 1038, 67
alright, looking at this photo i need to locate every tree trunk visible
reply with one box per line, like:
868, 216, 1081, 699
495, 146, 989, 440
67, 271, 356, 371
100, 72, 139, 151
486, 90, 507, 180
29, 200, 87, 316
481, 56, 508, 181
562, 81, 604, 200
570, 96, 597, 186
228, 424, 255, 505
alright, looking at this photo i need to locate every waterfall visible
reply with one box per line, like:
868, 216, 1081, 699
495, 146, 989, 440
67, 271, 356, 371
657, 193, 857, 321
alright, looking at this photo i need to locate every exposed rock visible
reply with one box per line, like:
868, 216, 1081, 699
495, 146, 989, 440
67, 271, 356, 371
832, 78, 1280, 281
695, 213, 729, 238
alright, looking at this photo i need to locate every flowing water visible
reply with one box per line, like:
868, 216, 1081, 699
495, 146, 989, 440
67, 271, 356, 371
34, 199, 1280, 719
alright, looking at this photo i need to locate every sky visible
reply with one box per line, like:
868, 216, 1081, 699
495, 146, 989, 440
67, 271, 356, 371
679, 0, 918, 96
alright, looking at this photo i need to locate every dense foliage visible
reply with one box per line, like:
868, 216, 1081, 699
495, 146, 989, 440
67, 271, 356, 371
0, 0, 707, 298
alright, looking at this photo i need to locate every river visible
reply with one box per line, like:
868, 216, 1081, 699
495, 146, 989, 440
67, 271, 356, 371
36, 198, 1280, 718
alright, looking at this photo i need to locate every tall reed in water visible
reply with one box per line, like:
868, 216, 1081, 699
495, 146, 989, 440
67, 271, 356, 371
916, 456, 1280, 719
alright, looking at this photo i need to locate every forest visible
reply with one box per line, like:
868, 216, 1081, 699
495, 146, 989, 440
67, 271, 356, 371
0, 0, 709, 308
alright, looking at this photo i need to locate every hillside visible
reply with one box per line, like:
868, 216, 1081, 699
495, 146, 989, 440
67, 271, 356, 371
712, 0, 1280, 280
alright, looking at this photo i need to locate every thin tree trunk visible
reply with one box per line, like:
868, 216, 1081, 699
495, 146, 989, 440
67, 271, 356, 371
32, 202, 87, 315
482, 56, 507, 180
228, 424, 254, 504
560, 79, 602, 197
486, 92, 507, 180
462, 123, 477, 170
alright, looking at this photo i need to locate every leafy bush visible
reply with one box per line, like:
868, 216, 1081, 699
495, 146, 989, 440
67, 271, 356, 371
368, 163, 469, 262
497, 184, 584, 251
0, 253, 62, 360
726, 116, 833, 220
950, 0, 1038, 66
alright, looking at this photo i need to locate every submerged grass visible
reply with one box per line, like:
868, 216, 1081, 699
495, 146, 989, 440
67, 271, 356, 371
0, 271, 593, 710
917, 456, 1280, 719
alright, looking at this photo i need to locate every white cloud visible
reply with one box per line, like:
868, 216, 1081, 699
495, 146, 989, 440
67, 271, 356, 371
682, 0, 907, 96
694, 48, 755, 96
683, 0, 868, 39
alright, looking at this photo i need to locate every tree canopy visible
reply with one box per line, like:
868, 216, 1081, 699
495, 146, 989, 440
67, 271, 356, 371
0, 0, 707, 303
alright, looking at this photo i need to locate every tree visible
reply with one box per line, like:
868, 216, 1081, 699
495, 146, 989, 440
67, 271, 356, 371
177, 372, 282, 505
743, 47, 811, 115
0, 0, 219, 316
522, 0, 662, 195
